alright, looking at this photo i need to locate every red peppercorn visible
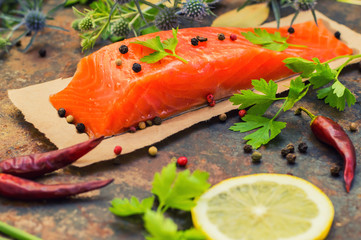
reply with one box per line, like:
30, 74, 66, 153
238, 109, 247, 118
230, 34, 237, 41
206, 94, 214, 103
209, 100, 216, 107
114, 145, 122, 155
177, 156, 188, 167
129, 126, 137, 133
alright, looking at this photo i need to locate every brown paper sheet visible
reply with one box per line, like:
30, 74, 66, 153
7, 11, 361, 167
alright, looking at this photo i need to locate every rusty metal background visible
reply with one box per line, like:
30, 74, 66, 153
0, 0, 360, 239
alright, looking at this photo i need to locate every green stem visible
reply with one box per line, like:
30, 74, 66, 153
335, 54, 361, 78
172, 54, 188, 64
0, 221, 42, 240
288, 43, 308, 48
324, 53, 361, 64
271, 101, 287, 121
296, 107, 316, 121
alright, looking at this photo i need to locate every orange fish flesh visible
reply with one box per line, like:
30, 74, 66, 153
49, 20, 353, 137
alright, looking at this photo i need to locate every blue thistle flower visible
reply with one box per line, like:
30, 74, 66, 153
155, 8, 179, 31
179, 0, 210, 21
24, 10, 46, 32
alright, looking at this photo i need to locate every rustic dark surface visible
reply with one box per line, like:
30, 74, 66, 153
0, 0, 361, 239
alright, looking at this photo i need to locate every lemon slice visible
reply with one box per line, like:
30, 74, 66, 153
191, 174, 334, 240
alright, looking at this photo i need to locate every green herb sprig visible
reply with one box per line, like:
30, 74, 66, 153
230, 54, 360, 149
241, 29, 307, 51
131, 28, 188, 63
109, 162, 210, 239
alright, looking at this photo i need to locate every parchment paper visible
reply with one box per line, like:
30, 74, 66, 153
8, 11, 361, 167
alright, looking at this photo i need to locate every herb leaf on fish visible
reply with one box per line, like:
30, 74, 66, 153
131, 28, 188, 64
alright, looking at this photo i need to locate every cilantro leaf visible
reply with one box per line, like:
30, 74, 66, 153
230, 115, 286, 149
242, 29, 307, 52
308, 60, 336, 89
131, 28, 188, 64
317, 83, 356, 111
109, 196, 154, 217
143, 210, 206, 240
283, 57, 316, 77
151, 162, 210, 211
230, 79, 282, 115
283, 77, 310, 111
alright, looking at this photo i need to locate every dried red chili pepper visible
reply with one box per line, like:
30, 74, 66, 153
0, 137, 104, 179
0, 173, 113, 200
297, 107, 356, 192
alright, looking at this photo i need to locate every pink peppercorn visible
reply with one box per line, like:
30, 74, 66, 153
177, 156, 188, 167
238, 109, 247, 118
114, 145, 122, 155
230, 34, 237, 41
206, 94, 214, 103
209, 100, 216, 107
129, 126, 137, 133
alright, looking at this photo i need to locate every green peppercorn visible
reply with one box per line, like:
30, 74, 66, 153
115, 58, 122, 66
146, 120, 153, 126
243, 144, 253, 153
138, 121, 146, 130
286, 153, 296, 164
153, 116, 162, 125
219, 113, 227, 122
148, 146, 158, 156
66, 115, 74, 123
251, 151, 262, 163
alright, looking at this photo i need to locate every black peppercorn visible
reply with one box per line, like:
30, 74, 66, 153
243, 144, 253, 153
76, 123, 85, 133
26, 31, 32, 36
153, 116, 162, 125
217, 33, 225, 41
196, 36, 208, 42
286, 153, 296, 164
298, 142, 308, 153
334, 31, 341, 40
57, 108, 66, 118
119, 44, 128, 54
286, 143, 295, 153
132, 63, 141, 73
39, 48, 46, 58
330, 165, 341, 177
191, 38, 199, 46
281, 148, 290, 157
15, 41, 21, 47
288, 27, 295, 34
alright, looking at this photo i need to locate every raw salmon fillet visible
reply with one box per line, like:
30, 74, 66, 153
50, 20, 352, 137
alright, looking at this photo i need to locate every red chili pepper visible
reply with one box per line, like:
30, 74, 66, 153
0, 173, 113, 200
0, 137, 104, 179
297, 107, 356, 192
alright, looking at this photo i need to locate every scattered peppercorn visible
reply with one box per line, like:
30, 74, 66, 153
209, 100, 216, 107
114, 145, 122, 155
138, 121, 146, 130
177, 156, 188, 167
349, 122, 358, 132
217, 33, 225, 41
132, 63, 142, 73
251, 151, 262, 163
115, 59, 122, 66
196, 36, 207, 42
191, 38, 199, 46
148, 146, 158, 156
57, 108, 66, 117
119, 44, 128, 54
153, 116, 162, 125
334, 31, 341, 40
219, 113, 227, 122
230, 34, 237, 41
146, 120, 153, 126
286, 143, 295, 153
15, 41, 21, 47
206, 94, 214, 103
287, 27, 295, 34
330, 165, 341, 177
39, 48, 46, 57
76, 123, 85, 133
129, 126, 137, 133
26, 31, 32, 36
281, 148, 290, 157
66, 115, 74, 123
238, 109, 247, 118
243, 144, 253, 153
298, 142, 308, 153
286, 153, 296, 164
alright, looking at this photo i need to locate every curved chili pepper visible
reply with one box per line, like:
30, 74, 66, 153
297, 107, 356, 192
0, 136, 104, 179
0, 173, 113, 200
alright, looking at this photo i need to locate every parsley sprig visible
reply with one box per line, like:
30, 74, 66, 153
230, 54, 360, 148
109, 162, 210, 240
131, 28, 188, 64
241, 29, 307, 51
